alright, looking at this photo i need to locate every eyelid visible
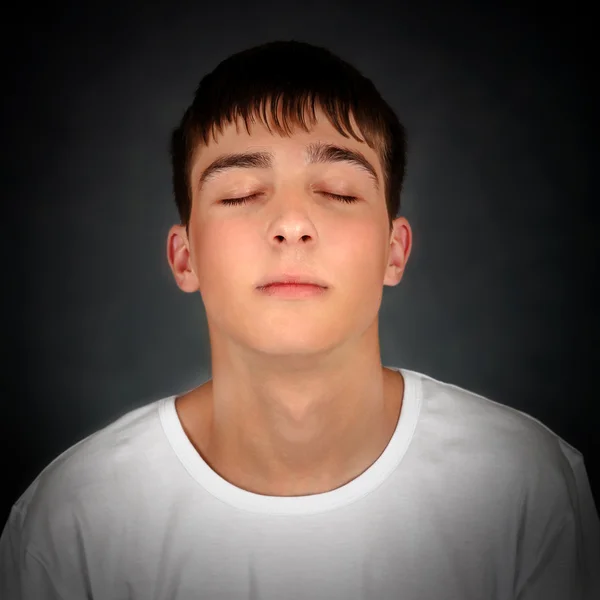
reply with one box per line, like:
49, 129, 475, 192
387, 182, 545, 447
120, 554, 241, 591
219, 191, 359, 206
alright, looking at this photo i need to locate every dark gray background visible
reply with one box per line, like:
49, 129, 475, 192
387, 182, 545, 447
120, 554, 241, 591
2, 0, 596, 528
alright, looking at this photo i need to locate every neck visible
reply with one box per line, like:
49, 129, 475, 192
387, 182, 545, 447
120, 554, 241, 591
176, 323, 404, 496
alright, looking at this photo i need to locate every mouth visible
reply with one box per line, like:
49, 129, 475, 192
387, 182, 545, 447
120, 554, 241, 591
257, 276, 329, 289
257, 282, 328, 298
260, 281, 325, 289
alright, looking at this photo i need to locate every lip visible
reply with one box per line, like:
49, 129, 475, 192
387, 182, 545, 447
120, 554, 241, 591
257, 275, 329, 288
258, 283, 328, 298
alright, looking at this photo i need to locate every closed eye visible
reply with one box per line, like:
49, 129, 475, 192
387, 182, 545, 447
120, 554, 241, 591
322, 193, 359, 204
220, 192, 359, 206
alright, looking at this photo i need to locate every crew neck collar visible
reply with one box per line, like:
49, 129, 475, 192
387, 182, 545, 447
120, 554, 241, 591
158, 366, 422, 515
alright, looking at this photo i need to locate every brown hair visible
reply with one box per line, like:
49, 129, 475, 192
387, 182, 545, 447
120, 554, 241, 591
170, 40, 407, 234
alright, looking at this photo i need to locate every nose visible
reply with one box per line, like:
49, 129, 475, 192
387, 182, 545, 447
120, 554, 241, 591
274, 233, 313, 243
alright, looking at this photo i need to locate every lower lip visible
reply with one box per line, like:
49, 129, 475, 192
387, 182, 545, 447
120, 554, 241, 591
258, 284, 327, 298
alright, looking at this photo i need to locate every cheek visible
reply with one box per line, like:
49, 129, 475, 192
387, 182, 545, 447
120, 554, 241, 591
194, 221, 257, 290
332, 224, 388, 283
194, 217, 387, 298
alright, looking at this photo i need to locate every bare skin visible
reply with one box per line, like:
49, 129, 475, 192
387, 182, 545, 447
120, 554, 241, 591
166, 106, 412, 497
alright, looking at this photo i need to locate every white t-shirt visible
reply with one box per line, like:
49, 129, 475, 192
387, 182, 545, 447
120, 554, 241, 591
1, 367, 598, 599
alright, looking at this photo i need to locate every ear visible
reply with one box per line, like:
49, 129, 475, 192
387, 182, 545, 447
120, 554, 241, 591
166, 224, 200, 293
383, 217, 412, 287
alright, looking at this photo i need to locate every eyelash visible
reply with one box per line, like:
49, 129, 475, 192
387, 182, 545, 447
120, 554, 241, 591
220, 192, 358, 206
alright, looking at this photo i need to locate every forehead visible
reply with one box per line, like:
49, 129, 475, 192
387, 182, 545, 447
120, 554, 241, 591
191, 106, 383, 174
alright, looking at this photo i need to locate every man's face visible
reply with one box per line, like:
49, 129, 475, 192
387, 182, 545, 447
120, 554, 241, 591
185, 107, 398, 359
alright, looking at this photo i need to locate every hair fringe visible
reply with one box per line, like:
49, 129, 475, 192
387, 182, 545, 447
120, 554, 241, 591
170, 41, 406, 234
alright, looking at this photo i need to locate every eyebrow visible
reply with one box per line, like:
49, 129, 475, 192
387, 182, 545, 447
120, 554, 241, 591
197, 141, 380, 191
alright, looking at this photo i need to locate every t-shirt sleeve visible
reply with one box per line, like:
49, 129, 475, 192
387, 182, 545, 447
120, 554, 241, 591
515, 442, 600, 600
0, 506, 72, 600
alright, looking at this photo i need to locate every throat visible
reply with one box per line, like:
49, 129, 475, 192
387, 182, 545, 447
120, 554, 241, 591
174, 368, 404, 497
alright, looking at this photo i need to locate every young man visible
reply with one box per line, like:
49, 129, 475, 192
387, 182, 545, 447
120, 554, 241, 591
1, 40, 598, 600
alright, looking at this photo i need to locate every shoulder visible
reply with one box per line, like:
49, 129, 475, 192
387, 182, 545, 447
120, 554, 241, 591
412, 368, 580, 459
406, 368, 600, 570
8, 396, 171, 552
407, 368, 585, 509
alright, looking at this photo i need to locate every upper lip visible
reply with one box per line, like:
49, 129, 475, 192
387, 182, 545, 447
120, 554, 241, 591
258, 274, 329, 288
